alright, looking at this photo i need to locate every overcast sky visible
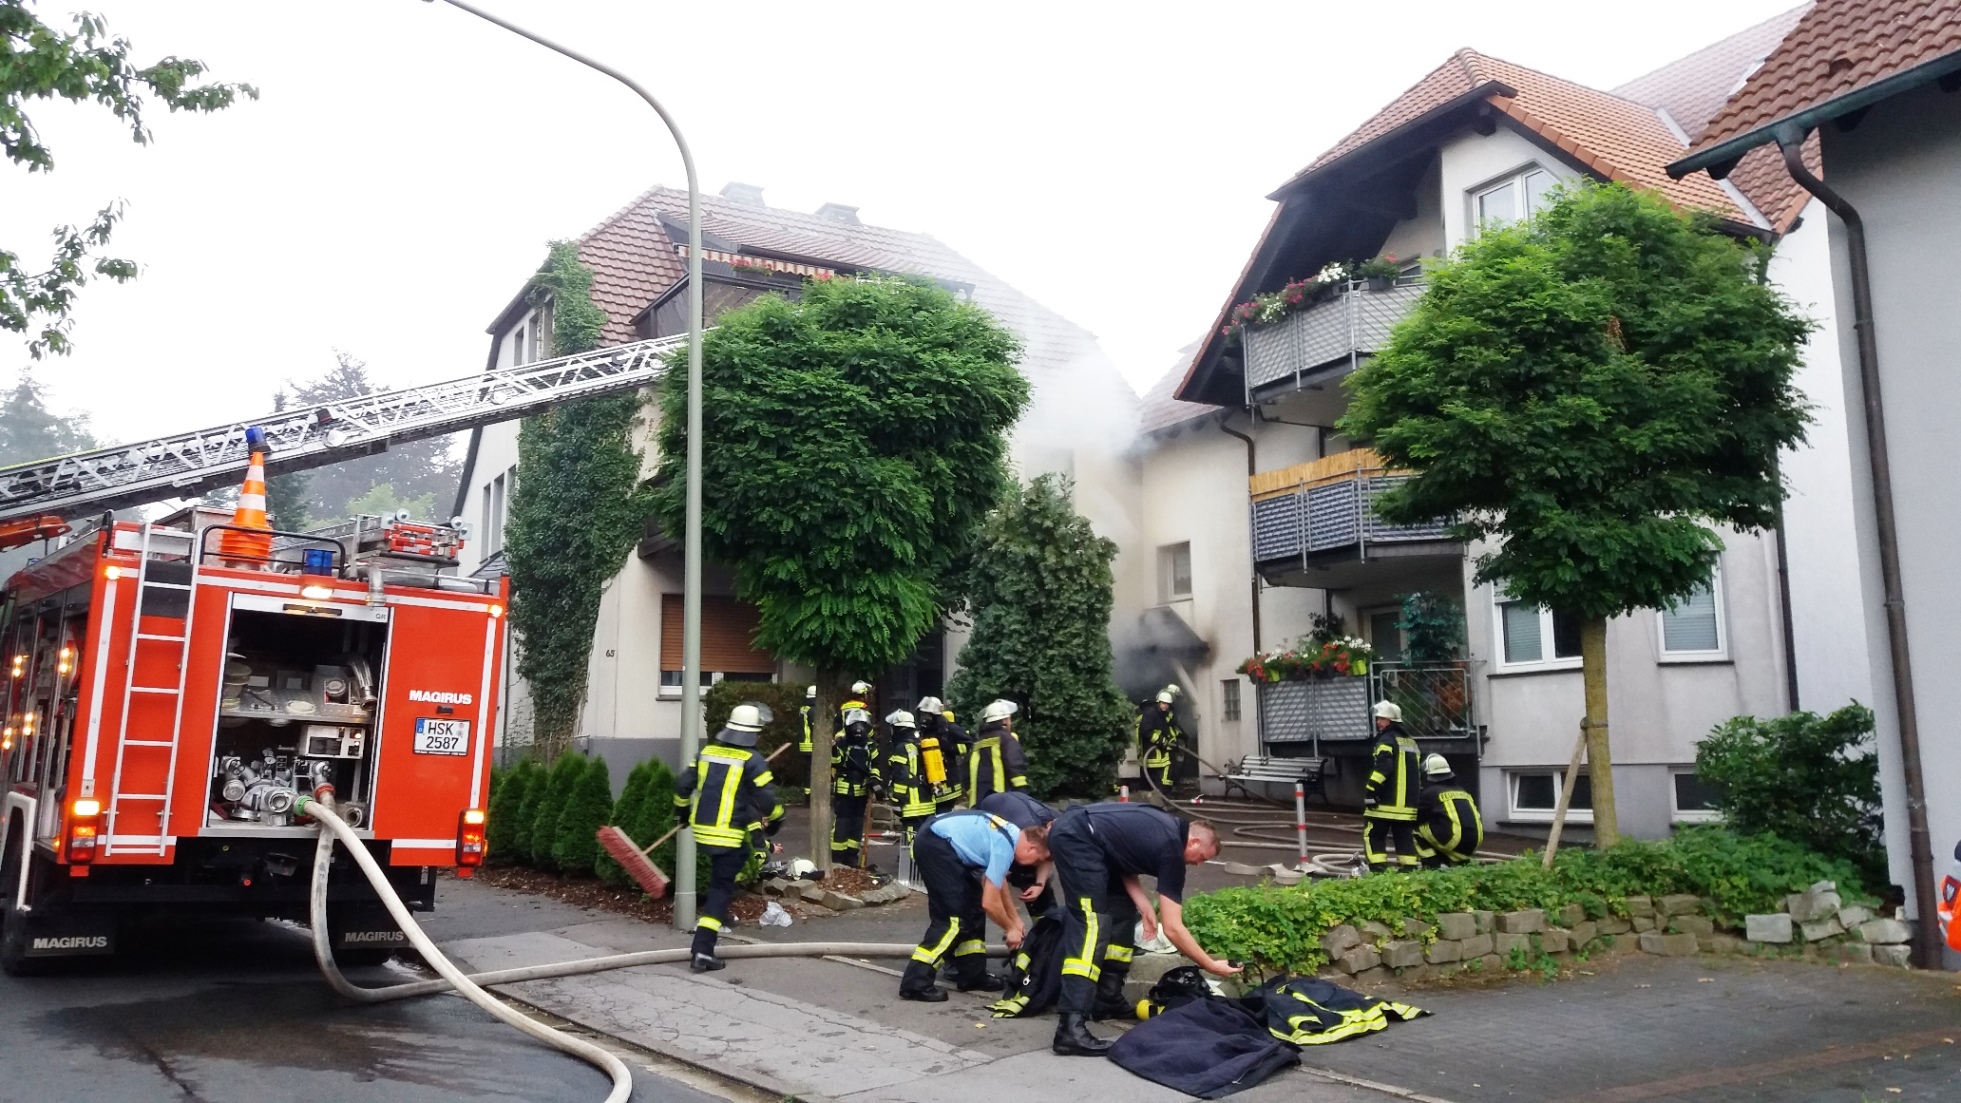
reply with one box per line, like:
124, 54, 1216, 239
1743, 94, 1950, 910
2, 0, 1800, 449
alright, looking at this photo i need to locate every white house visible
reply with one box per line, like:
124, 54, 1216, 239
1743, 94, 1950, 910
1137, 5, 1871, 841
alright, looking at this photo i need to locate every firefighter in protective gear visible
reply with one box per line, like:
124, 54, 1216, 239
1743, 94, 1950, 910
1363, 700, 1422, 871
832, 708, 877, 865
1136, 687, 1182, 791
968, 698, 1029, 805
883, 709, 941, 842
673, 701, 783, 972
838, 680, 872, 730
799, 684, 816, 753
918, 697, 968, 813
1414, 754, 1482, 867
900, 811, 1050, 1002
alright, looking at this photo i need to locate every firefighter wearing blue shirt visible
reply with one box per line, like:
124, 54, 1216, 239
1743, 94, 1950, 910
673, 702, 783, 972
899, 810, 1051, 1002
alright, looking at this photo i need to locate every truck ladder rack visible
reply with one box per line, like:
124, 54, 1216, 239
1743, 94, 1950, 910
0, 334, 687, 523
104, 524, 199, 856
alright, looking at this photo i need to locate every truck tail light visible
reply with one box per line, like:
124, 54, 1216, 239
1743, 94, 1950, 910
457, 808, 487, 869
67, 798, 102, 863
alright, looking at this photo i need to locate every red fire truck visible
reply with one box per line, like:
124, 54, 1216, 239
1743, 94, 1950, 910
0, 509, 505, 973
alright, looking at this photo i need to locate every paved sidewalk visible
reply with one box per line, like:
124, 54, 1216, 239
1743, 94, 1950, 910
435, 877, 1961, 1102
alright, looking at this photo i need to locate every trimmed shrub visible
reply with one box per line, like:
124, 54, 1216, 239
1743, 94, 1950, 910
509, 759, 551, 865
1696, 703, 1884, 885
552, 755, 613, 876
596, 761, 654, 887
528, 752, 587, 869
487, 759, 538, 863
1184, 827, 1867, 977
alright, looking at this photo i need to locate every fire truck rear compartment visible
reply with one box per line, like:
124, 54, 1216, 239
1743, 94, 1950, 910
207, 607, 387, 830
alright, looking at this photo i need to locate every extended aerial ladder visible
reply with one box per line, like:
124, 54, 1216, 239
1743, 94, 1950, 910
0, 333, 688, 535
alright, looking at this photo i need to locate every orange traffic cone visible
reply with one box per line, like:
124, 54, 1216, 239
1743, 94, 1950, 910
219, 426, 274, 566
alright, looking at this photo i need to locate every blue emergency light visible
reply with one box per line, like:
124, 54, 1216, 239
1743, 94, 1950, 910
302, 548, 335, 576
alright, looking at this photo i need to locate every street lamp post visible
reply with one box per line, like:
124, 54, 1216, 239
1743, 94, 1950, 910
427, 0, 707, 930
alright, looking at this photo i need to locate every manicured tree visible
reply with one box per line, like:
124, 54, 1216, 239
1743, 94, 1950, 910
552, 755, 613, 877
1340, 183, 1811, 845
650, 275, 1028, 867
486, 759, 535, 864
1697, 704, 1884, 884
595, 761, 652, 887
507, 759, 548, 866
632, 757, 682, 887
528, 752, 587, 870
503, 243, 650, 759
947, 475, 1132, 797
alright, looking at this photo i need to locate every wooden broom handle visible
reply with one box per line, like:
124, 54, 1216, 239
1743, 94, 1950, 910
644, 740, 794, 856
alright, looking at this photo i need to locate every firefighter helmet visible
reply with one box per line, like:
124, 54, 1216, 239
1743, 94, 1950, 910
980, 699, 1019, 726
1161, 683, 1181, 698
1372, 701, 1403, 722
806, 684, 817, 699
886, 709, 915, 729
850, 680, 873, 696
916, 696, 945, 715
1423, 753, 1453, 780
842, 707, 872, 729
721, 701, 772, 746
1155, 689, 1176, 704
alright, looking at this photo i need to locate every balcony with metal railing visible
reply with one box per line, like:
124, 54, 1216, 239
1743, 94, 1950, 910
1249, 449, 1458, 587
1257, 662, 1474, 753
1241, 277, 1424, 399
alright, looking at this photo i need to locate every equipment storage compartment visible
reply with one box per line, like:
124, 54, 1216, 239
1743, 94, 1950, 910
206, 595, 389, 830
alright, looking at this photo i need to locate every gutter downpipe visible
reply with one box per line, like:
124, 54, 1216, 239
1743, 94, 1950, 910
1217, 410, 1262, 650
1776, 130, 1939, 963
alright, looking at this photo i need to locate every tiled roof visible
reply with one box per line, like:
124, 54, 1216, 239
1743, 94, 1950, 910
556, 184, 1124, 395
1138, 343, 1213, 435
1613, 5, 1817, 228
1283, 49, 1747, 220
1691, 0, 1961, 153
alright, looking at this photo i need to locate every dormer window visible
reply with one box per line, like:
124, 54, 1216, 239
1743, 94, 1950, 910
1474, 167, 1558, 229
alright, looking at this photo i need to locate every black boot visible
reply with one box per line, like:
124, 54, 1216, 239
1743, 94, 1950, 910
1090, 968, 1133, 1020
899, 959, 948, 1002
956, 969, 1005, 993
690, 953, 726, 972
1052, 1013, 1113, 1056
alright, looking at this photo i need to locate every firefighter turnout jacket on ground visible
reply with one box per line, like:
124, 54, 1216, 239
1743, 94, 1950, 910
1415, 780, 1483, 866
1363, 721, 1421, 869
1136, 700, 1181, 790
1049, 803, 1190, 1020
674, 732, 783, 961
968, 721, 1029, 805
900, 810, 1019, 1000
831, 715, 877, 863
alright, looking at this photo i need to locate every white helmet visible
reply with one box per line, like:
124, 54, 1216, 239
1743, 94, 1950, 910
850, 680, 873, 696
981, 699, 1019, 726
1372, 700, 1403, 722
886, 709, 916, 729
916, 696, 945, 715
722, 701, 772, 746
806, 684, 817, 699
1155, 689, 1176, 704
1423, 753, 1453, 780
842, 707, 873, 728
1161, 683, 1181, 698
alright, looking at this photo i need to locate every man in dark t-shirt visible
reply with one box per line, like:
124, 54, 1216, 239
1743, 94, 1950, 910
1044, 803, 1240, 1056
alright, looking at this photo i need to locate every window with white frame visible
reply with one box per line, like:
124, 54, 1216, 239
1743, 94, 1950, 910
1221, 678, 1241, 723
1671, 769, 1721, 823
1658, 571, 1726, 659
1509, 770, 1592, 822
1494, 590, 1582, 670
512, 324, 528, 367
1473, 166, 1558, 229
1159, 542, 1193, 603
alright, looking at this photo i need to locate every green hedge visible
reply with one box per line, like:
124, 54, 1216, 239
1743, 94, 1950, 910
703, 680, 810, 789
1184, 827, 1868, 976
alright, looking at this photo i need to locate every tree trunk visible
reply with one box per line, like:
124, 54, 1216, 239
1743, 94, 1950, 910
809, 670, 844, 871
1579, 616, 1619, 847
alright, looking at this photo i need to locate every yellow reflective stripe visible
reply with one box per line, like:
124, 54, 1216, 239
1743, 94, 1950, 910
1008, 774, 1027, 788
989, 994, 1030, 1018
714, 759, 742, 831
1369, 771, 1386, 784
912, 917, 961, 964
953, 939, 987, 957
1104, 945, 1133, 964
754, 770, 774, 786
1442, 800, 1464, 853
694, 826, 747, 846
697, 916, 723, 932
1061, 897, 1101, 980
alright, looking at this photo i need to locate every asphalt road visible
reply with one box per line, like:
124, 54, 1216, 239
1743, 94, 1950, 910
0, 899, 727, 1103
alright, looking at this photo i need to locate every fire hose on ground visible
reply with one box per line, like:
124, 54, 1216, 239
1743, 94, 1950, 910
300, 794, 993, 1102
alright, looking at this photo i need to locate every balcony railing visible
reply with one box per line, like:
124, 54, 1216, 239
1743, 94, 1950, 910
1258, 662, 1473, 751
1241, 278, 1424, 395
1250, 449, 1454, 565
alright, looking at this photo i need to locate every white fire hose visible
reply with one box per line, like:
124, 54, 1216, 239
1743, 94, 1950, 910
301, 794, 994, 1101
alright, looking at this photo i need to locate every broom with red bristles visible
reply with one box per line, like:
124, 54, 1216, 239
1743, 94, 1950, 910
597, 742, 791, 898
